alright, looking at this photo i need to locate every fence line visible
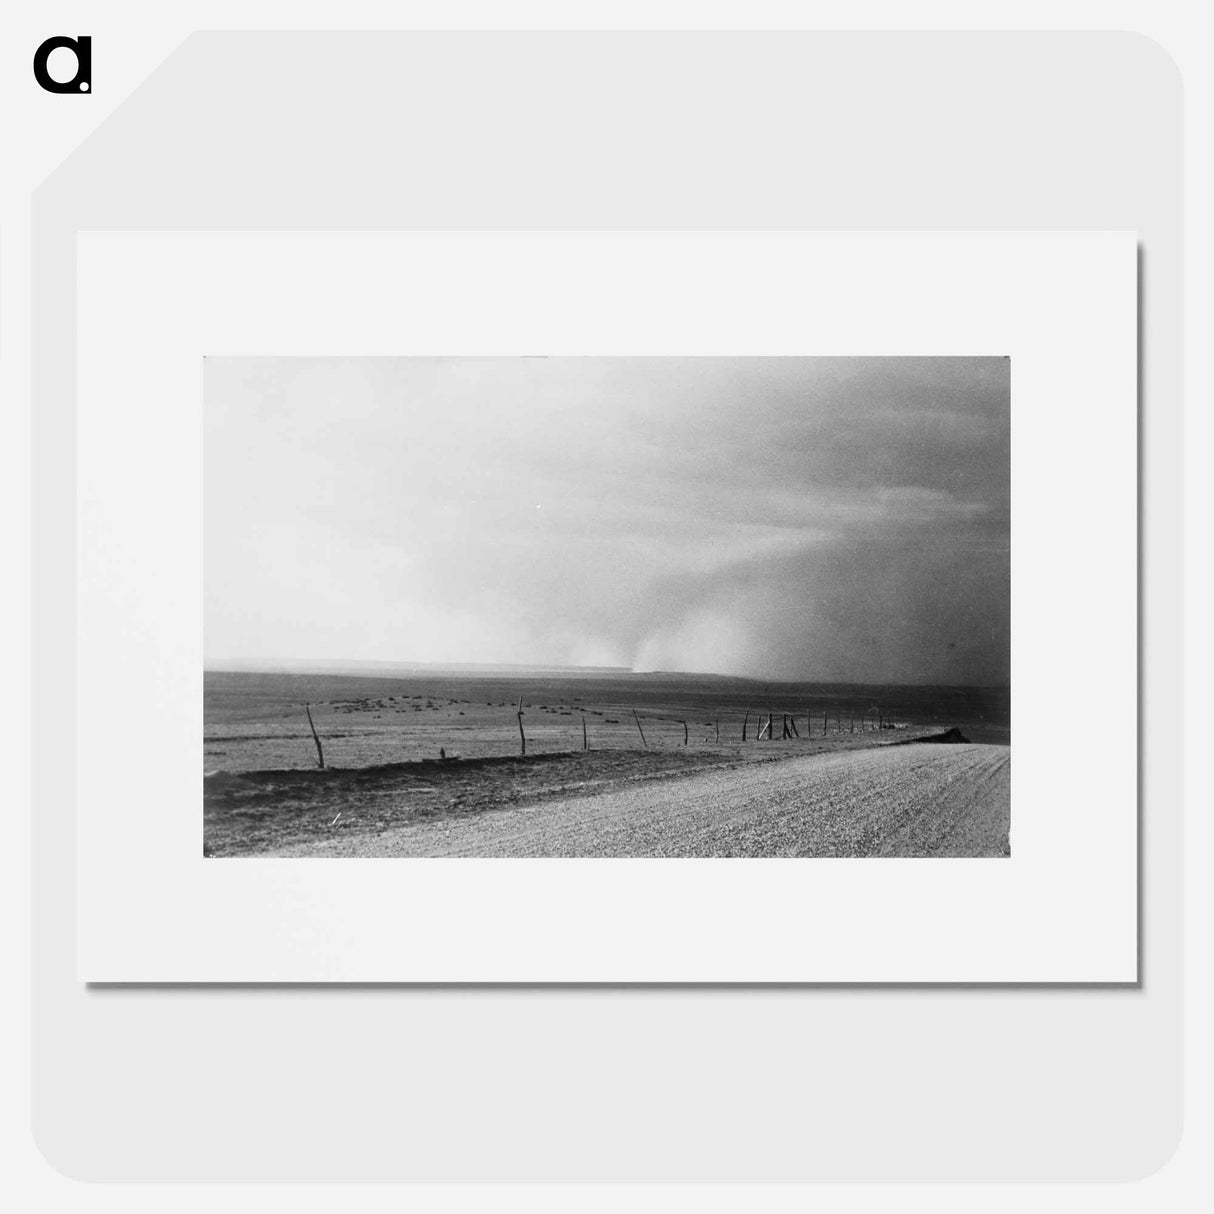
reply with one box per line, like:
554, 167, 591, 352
295, 694, 902, 768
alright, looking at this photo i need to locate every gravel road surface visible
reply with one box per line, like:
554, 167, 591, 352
278, 742, 1010, 858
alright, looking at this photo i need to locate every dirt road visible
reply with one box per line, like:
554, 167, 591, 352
276, 742, 1010, 858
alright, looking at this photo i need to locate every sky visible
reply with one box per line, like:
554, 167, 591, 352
204, 356, 1010, 684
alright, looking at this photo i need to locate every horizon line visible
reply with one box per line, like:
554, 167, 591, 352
204, 657, 1010, 690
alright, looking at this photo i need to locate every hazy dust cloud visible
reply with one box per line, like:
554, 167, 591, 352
205, 356, 1009, 684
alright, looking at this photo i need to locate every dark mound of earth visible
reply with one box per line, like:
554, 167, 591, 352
905, 727, 970, 745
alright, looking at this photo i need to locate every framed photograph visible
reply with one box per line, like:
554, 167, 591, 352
75, 230, 1136, 981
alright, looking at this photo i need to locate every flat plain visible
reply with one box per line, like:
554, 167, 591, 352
204, 669, 1010, 858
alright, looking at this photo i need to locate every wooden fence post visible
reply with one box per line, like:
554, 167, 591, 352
517, 696, 526, 755
632, 709, 648, 748
742, 708, 750, 741
681, 720, 688, 746
582, 714, 588, 751
305, 704, 325, 769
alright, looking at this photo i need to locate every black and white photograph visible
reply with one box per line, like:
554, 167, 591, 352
204, 355, 1011, 858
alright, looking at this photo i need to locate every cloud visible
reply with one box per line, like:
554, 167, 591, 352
205, 356, 1009, 683
632, 608, 762, 677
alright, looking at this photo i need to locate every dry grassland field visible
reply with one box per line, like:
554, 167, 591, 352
204, 667, 1010, 858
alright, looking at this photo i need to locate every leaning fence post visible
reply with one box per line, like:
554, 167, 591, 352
517, 695, 527, 755
305, 704, 325, 769
681, 720, 689, 745
632, 709, 648, 748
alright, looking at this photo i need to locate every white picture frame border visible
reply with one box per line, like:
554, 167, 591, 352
75, 230, 1137, 983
